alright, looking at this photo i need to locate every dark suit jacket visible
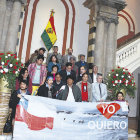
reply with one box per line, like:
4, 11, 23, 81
60, 70, 76, 84
57, 85, 82, 102
75, 61, 88, 69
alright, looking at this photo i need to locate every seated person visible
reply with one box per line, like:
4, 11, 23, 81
47, 65, 59, 81
77, 66, 92, 83
47, 55, 61, 72
60, 62, 76, 84
92, 74, 107, 102
57, 75, 82, 102
53, 73, 65, 93
37, 76, 56, 98
15, 68, 32, 93
9, 80, 30, 121
76, 73, 92, 102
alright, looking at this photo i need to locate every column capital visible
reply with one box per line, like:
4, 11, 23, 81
7, 0, 27, 5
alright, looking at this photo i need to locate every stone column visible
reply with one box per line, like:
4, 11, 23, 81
0, 0, 6, 52
83, 0, 126, 76
105, 21, 117, 76
94, 17, 105, 74
5, 0, 22, 53
0, 1, 13, 52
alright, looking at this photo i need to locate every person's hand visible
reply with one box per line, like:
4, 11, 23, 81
126, 101, 129, 106
17, 94, 22, 99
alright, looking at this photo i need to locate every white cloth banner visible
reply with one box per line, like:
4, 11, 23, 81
13, 95, 128, 140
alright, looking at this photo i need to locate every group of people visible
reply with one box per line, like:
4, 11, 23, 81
9, 46, 127, 129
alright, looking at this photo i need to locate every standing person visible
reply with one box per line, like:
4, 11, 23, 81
37, 76, 56, 98
53, 73, 64, 93
26, 48, 46, 66
92, 74, 107, 102
28, 55, 47, 95
47, 65, 59, 81
47, 55, 61, 72
60, 62, 76, 84
15, 68, 32, 93
75, 54, 88, 70
61, 48, 76, 69
70, 56, 78, 77
57, 75, 82, 102
76, 73, 92, 102
46, 46, 62, 65
77, 66, 92, 83
9, 80, 30, 123
89, 65, 100, 83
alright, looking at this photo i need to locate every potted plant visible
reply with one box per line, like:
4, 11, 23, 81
106, 66, 136, 100
0, 52, 24, 134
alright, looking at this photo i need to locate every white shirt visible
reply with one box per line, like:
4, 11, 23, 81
66, 87, 75, 102
93, 73, 97, 83
32, 65, 40, 84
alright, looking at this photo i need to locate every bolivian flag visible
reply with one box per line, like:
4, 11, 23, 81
41, 11, 57, 51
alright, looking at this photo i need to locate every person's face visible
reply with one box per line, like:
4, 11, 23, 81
39, 50, 44, 55
97, 76, 103, 83
68, 48, 73, 55
70, 58, 75, 64
117, 94, 124, 101
93, 66, 98, 73
20, 82, 27, 90
80, 67, 86, 74
82, 74, 88, 82
67, 78, 73, 86
22, 70, 28, 79
52, 56, 56, 62
47, 78, 53, 85
52, 67, 58, 73
66, 66, 72, 72
80, 56, 85, 61
36, 59, 43, 65
53, 47, 58, 53
55, 74, 61, 82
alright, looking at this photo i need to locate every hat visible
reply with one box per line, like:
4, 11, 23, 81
66, 75, 74, 81
39, 47, 46, 52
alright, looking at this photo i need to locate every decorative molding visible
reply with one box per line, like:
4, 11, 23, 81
25, 0, 39, 62
18, 0, 30, 59
69, 0, 75, 49
61, 0, 69, 55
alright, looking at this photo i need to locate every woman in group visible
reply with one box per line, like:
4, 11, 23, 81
15, 68, 32, 93
37, 76, 56, 98
47, 55, 61, 72
76, 73, 92, 102
47, 65, 59, 81
77, 66, 92, 83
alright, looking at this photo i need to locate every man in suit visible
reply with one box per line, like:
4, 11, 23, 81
46, 46, 62, 65
89, 65, 100, 83
75, 54, 88, 70
60, 62, 76, 84
92, 74, 107, 102
61, 48, 76, 69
